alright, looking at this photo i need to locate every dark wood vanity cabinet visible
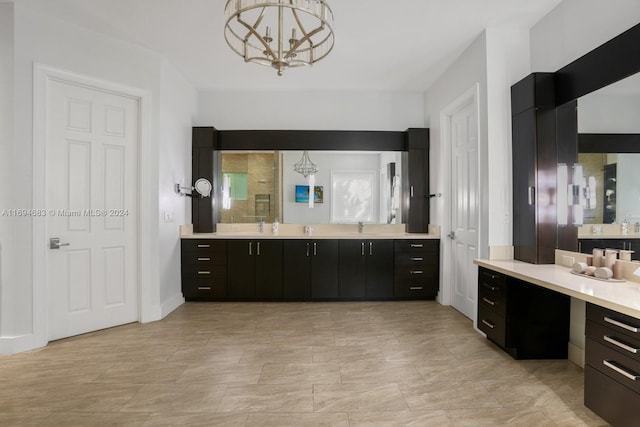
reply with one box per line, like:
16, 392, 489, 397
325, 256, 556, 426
181, 239, 227, 300
183, 238, 439, 301
282, 239, 340, 299
477, 267, 570, 359
228, 240, 283, 299
394, 240, 439, 298
338, 239, 394, 299
585, 303, 640, 427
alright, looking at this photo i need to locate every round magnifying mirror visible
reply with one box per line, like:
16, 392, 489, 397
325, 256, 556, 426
194, 178, 212, 198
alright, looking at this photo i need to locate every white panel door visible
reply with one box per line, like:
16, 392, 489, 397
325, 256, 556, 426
450, 101, 479, 319
46, 79, 138, 340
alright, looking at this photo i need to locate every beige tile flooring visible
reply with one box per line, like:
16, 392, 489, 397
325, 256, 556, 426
0, 301, 608, 426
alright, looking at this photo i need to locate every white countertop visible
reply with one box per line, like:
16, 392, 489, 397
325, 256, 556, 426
474, 259, 640, 319
182, 232, 440, 240
579, 234, 640, 239
180, 223, 441, 240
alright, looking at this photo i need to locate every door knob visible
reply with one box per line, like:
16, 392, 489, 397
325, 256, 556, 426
49, 237, 70, 249
447, 231, 456, 240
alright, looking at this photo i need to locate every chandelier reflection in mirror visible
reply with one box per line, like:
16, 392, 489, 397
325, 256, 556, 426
293, 150, 318, 178
224, 0, 335, 76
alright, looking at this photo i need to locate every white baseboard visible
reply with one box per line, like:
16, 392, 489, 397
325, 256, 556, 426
0, 334, 46, 355
160, 292, 184, 319
568, 342, 585, 368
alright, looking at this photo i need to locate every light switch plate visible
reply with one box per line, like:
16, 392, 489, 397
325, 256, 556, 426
562, 255, 575, 267
634, 267, 640, 278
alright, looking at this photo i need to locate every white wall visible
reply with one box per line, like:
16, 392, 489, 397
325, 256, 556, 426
485, 27, 531, 247
531, 0, 640, 72
197, 91, 425, 131
157, 58, 197, 313
0, 3, 14, 337
1, 3, 195, 354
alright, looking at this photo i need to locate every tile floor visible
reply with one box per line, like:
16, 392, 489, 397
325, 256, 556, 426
0, 301, 608, 426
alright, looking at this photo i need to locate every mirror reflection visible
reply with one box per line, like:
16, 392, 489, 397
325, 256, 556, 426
219, 150, 403, 224
577, 74, 640, 224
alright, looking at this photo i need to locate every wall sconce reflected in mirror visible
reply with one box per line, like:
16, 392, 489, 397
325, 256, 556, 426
557, 163, 596, 226
175, 178, 212, 198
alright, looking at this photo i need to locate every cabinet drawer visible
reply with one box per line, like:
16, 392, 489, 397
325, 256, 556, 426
393, 281, 438, 298
394, 264, 437, 280
394, 253, 438, 266
394, 240, 438, 253
586, 338, 640, 394
182, 278, 227, 299
181, 251, 227, 266
478, 305, 506, 348
478, 291, 506, 317
585, 365, 640, 427
587, 303, 640, 342
181, 239, 226, 254
182, 265, 227, 280
478, 274, 506, 302
587, 320, 640, 363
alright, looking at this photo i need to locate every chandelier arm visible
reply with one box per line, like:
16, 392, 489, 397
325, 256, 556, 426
285, 26, 324, 59
250, 7, 267, 35
236, 16, 277, 59
291, 8, 309, 38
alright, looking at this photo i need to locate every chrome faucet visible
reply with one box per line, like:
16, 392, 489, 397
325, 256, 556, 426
358, 221, 364, 233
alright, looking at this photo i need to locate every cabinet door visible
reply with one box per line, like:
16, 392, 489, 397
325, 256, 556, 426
311, 240, 339, 299
338, 240, 367, 298
283, 240, 311, 299
512, 109, 537, 264
255, 240, 283, 299
228, 240, 255, 298
366, 240, 394, 298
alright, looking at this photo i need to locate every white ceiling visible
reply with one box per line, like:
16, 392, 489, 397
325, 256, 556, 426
15, 0, 563, 92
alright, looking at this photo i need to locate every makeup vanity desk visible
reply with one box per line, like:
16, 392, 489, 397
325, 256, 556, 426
474, 259, 640, 427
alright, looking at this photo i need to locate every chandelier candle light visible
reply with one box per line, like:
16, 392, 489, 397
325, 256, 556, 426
224, 0, 335, 76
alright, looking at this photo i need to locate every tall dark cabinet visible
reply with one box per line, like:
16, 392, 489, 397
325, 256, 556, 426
511, 73, 577, 264
406, 128, 430, 233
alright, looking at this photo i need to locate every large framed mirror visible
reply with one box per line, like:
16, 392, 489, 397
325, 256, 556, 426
551, 23, 640, 255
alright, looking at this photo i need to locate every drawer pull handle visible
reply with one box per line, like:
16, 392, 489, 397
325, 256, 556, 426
604, 316, 639, 333
410, 270, 423, 275
410, 286, 423, 290
604, 335, 639, 354
197, 257, 211, 261
482, 283, 497, 292
197, 286, 212, 290
410, 257, 424, 261
197, 271, 211, 275
481, 319, 496, 329
410, 244, 424, 248
482, 297, 496, 306
197, 244, 210, 248
603, 360, 639, 381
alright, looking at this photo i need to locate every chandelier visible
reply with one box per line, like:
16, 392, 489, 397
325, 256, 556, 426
293, 151, 318, 178
224, 0, 335, 76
